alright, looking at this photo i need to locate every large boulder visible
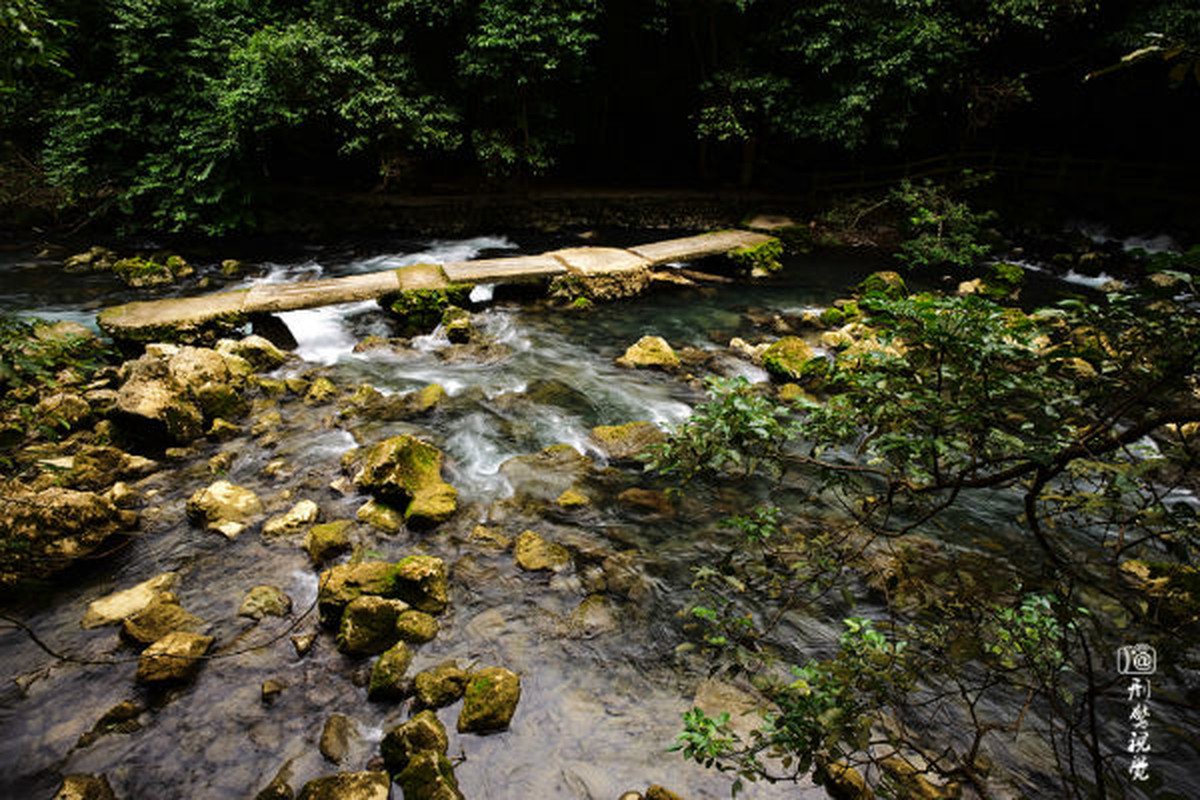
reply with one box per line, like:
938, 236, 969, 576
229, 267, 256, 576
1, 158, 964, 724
186, 480, 263, 539
337, 596, 408, 655
352, 435, 457, 528
615, 335, 679, 369
0, 485, 133, 586
114, 377, 204, 444
113, 344, 252, 446
457, 666, 521, 733
136, 631, 213, 684
297, 772, 390, 800
317, 557, 448, 627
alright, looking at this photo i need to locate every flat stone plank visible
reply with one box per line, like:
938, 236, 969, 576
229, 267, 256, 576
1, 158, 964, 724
549, 247, 649, 275
629, 230, 777, 265
243, 272, 401, 314
397, 263, 449, 291
442, 255, 567, 284
97, 290, 249, 336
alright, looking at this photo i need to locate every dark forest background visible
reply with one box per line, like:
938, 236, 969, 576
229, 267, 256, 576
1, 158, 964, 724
2, 0, 1197, 235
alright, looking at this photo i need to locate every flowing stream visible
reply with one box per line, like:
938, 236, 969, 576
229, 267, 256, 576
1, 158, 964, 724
0, 233, 1195, 799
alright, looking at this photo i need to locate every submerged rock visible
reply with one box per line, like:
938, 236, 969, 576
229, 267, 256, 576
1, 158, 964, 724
413, 661, 469, 709
352, 435, 457, 528
381, 710, 448, 773
514, 530, 571, 573
82, 572, 179, 629
458, 666, 521, 733
615, 335, 680, 369
239, 585, 293, 620
320, 713, 357, 764
186, 480, 263, 539
296, 771, 390, 800
337, 595, 409, 655
565, 594, 618, 638
368, 641, 414, 700
498, 444, 593, 504
136, 631, 213, 684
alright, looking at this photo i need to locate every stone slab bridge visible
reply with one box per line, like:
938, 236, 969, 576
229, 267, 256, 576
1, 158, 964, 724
97, 229, 778, 342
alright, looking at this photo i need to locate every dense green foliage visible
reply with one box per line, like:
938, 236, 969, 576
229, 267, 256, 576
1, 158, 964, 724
2, 0, 1196, 233
653, 262, 1200, 796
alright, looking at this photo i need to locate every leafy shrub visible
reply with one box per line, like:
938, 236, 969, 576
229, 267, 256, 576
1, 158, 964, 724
890, 178, 997, 269
644, 376, 797, 483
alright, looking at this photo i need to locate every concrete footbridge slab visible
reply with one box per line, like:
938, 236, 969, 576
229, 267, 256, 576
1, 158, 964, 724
97, 229, 778, 342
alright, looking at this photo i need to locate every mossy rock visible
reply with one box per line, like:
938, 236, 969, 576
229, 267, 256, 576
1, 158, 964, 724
857, 271, 907, 298
413, 661, 469, 709
615, 335, 680, 370
555, 487, 591, 509
113, 257, 176, 288
296, 772, 390, 800
457, 666, 521, 733
120, 593, 202, 647
762, 336, 815, 382
353, 435, 457, 528
337, 595, 408, 655
397, 751, 464, 800
356, 499, 404, 534
304, 520, 353, 565
383, 285, 471, 337
317, 561, 406, 627
588, 421, 666, 462
392, 555, 450, 613
727, 237, 783, 276
381, 710, 449, 773
514, 530, 571, 572
395, 610, 439, 643
304, 377, 339, 405
367, 641, 413, 700
440, 306, 473, 344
